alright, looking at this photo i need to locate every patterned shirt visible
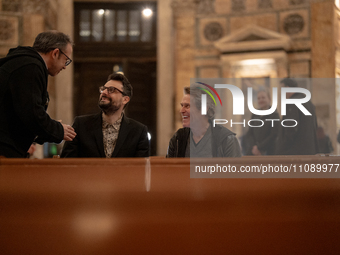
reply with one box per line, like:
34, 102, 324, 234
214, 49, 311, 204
102, 113, 123, 158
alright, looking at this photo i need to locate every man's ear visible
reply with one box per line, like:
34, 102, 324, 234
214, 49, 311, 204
123, 96, 130, 105
51, 48, 59, 60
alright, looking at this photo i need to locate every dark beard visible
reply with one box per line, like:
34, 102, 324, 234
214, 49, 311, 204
98, 97, 120, 115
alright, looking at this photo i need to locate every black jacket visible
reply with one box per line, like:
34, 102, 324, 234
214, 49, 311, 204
243, 111, 280, 155
0, 46, 63, 157
275, 93, 319, 155
166, 125, 242, 158
61, 112, 149, 158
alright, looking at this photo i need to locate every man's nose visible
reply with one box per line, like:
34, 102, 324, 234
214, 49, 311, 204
101, 88, 109, 95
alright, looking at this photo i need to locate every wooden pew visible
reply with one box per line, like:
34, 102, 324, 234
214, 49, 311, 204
1, 156, 340, 254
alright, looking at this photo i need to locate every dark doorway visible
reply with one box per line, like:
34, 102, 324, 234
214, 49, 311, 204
124, 60, 157, 155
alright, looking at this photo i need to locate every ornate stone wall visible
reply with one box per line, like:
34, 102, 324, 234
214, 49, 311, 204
1, 0, 57, 30
172, 0, 315, 128
0, 0, 58, 54
172, 0, 338, 152
194, 0, 313, 79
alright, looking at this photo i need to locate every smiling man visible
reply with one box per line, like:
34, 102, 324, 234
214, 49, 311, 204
166, 86, 241, 158
61, 73, 149, 158
0, 31, 76, 158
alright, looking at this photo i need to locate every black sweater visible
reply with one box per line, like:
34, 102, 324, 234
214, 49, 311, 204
166, 125, 242, 158
0, 46, 63, 157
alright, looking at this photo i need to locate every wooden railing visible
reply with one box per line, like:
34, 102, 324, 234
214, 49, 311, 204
1, 156, 340, 254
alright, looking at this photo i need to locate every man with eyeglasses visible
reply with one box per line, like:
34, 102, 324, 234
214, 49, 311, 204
0, 30, 76, 158
61, 73, 149, 158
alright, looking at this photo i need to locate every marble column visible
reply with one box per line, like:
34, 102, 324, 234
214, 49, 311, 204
311, 0, 337, 153
22, 14, 44, 46
157, 0, 175, 155
55, 0, 74, 126
337, 9, 340, 154
172, 0, 197, 130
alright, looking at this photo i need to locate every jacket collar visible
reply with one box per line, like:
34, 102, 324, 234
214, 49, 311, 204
92, 112, 105, 157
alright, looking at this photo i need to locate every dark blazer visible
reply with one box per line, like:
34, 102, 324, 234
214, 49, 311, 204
275, 93, 319, 155
61, 112, 149, 158
243, 111, 280, 155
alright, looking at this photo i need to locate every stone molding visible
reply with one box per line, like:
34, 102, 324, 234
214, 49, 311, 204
197, 0, 215, 14
214, 25, 292, 53
171, 0, 198, 15
204, 22, 223, 41
220, 50, 288, 63
2, 0, 49, 14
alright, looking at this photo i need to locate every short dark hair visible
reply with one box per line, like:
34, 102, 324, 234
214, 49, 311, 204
107, 73, 133, 109
33, 31, 73, 53
280, 78, 298, 87
107, 73, 133, 98
184, 85, 215, 120
184, 86, 190, 95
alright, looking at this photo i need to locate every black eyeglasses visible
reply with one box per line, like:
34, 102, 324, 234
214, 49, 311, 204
99, 86, 126, 95
59, 49, 72, 66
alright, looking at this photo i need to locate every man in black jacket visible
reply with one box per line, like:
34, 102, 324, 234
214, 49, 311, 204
0, 31, 76, 158
167, 86, 241, 158
276, 78, 319, 155
61, 73, 149, 158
